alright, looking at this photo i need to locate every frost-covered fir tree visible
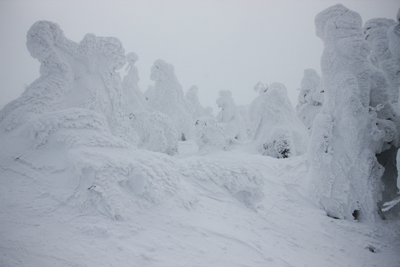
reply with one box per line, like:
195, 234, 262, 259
216, 90, 247, 142
296, 69, 324, 131
308, 4, 400, 221
147, 59, 195, 141
249, 83, 309, 158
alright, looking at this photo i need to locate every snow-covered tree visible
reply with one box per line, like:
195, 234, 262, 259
216, 90, 247, 141
249, 82, 309, 158
296, 69, 324, 131
308, 4, 400, 221
147, 59, 195, 141
122, 52, 146, 113
0, 20, 138, 145
185, 85, 209, 120
363, 18, 400, 104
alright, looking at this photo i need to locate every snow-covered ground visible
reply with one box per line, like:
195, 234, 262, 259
1, 138, 399, 267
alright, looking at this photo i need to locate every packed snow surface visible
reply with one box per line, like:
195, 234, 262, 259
1, 138, 400, 267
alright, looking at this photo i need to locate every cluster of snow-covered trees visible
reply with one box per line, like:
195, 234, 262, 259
0, 3, 399, 222
0, 19, 309, 158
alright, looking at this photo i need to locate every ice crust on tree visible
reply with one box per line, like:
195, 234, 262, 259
216, 90, 247, 141
308, 4, 400, 221
249, 83, 309, 158
147, 59, 195, 141
296, 69, 324, 131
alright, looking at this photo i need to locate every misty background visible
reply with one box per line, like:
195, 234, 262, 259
0, 0, 398, 112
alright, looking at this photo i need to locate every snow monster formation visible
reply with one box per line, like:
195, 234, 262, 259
147, 59, 195, 141
121, 53, 178, 155
296, 69, 324, 131
308, 4, 400, 221
249, 83, 309, 158
0, 20, 137, 145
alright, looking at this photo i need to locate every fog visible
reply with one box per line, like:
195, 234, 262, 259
0, 0, 398, 112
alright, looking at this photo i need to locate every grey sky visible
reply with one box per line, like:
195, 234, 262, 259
0, 0, 399, 112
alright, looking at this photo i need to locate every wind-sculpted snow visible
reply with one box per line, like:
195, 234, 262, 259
22, 108, 130, 149
249, 83, 309, 158
216, 90, 247, 141
148, 59, 195, 140
296, 69, 323, 130
309, 4, 400, 221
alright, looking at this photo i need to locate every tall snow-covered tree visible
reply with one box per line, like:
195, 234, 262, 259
122, 52, 146, 113
147, 59, 195, 141
121, 54, 178, 154
296, 69, 324, 131
185, 85, 211, 120
0, 20, 138, 146
308, 4, 400, 221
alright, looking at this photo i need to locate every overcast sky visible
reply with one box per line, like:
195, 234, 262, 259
0, 0, 399, 112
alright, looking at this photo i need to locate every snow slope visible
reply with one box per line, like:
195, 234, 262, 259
1, 136, 399, 267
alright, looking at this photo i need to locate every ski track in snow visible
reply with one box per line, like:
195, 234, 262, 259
0, 139, 399, 267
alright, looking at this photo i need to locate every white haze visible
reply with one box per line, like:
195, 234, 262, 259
0, 0, 398, 112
